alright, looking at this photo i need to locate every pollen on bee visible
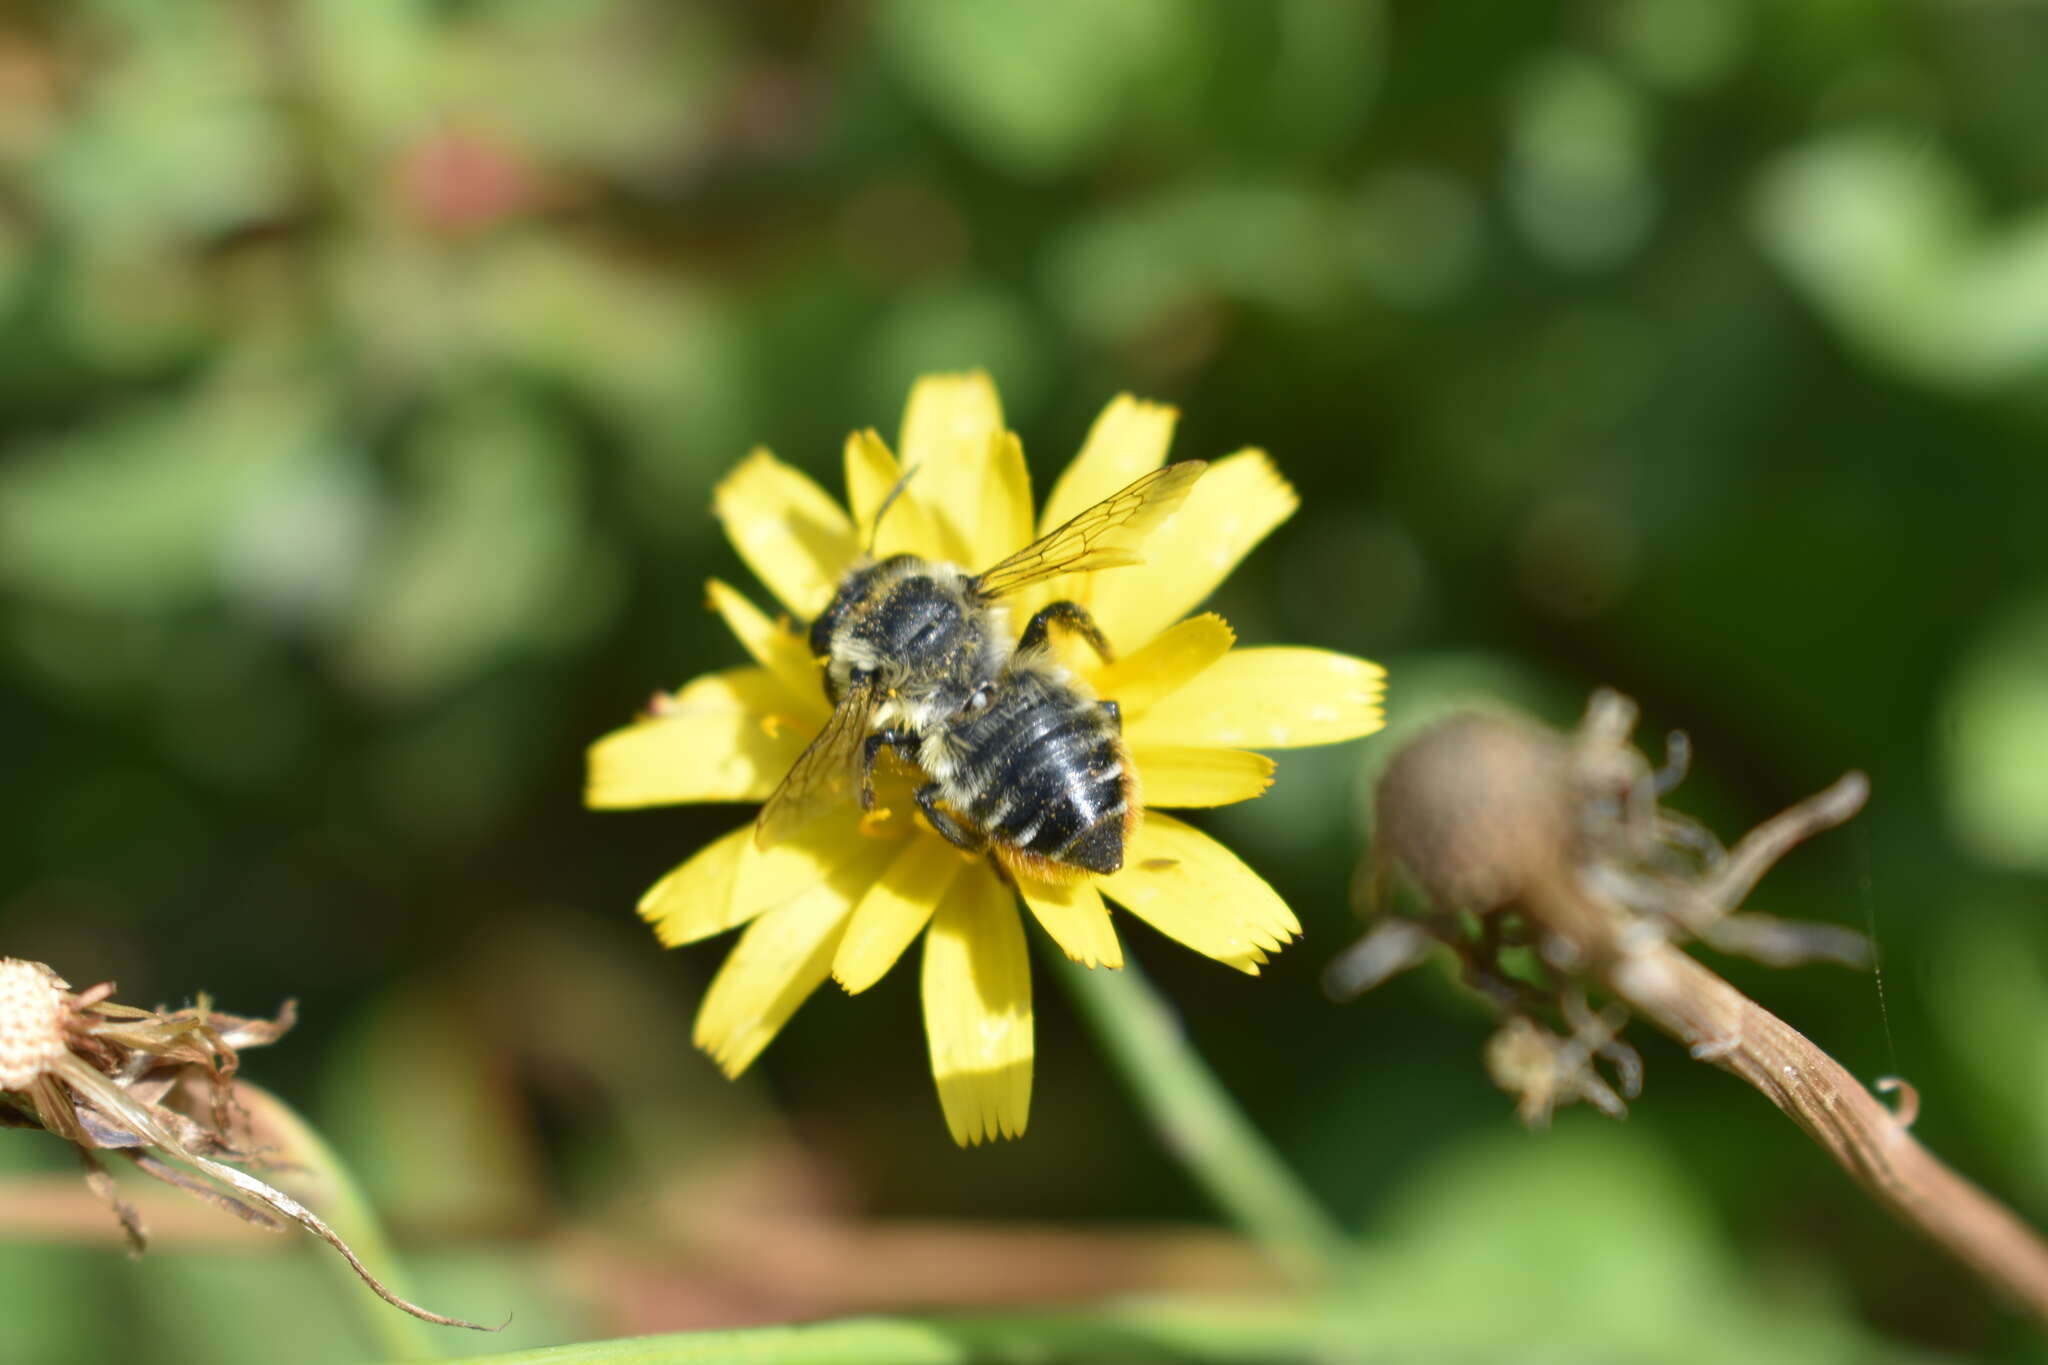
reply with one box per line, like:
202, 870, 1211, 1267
858, 807, 896, 836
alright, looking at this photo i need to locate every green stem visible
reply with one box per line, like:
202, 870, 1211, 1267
253, 1091, 442, 1361
375, 1296, 1314, 1365
1047, 947, 1349, 1283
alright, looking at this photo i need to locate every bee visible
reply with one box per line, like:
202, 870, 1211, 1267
755, 460, 1208, 882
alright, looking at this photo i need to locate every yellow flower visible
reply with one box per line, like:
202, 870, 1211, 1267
587, 373, 1386, 1145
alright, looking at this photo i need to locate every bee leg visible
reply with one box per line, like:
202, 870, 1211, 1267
914, 782, 986, 854
859, 729, 919, 810
1018, 600, 1114, 662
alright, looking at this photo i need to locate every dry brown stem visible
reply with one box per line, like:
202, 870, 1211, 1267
1608, 939, 2048, 1321
1349, 691, 2048, 1326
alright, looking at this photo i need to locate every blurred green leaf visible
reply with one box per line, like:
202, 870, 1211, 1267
0, 378, 331, 611
1349, 168, 1484, 309
861, 281, 1048, 422
126, 1250, 379, 1365
1927, 908, 2048, 1202
1602, 0, 1751, 93
319, 987, 549, 1236
1045, 183, 1348, 342
877, 0, 1177, 177
303, 0, 438, 151
34, 9, 291, 248
341, 387, 592, 695
1754, 132, 2048, 389
1506, 52, 1657, 270
0, 1140, 122, 1365
1346, 1126, 1952, 1363
1938, 590, 2048, 874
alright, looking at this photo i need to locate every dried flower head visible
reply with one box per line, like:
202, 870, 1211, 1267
0, 958, 67, 1090
1329, 690, 1869, 1123
589, 372, 1387, 1144
0, 959, 486, 1330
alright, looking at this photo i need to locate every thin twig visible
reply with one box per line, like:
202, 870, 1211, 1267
1602, 938, 2048, 1321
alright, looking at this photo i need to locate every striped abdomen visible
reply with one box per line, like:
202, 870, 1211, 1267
941, 668, 1136, 878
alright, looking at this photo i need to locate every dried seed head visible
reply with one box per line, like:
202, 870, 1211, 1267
0, 958, 70, 1090
1345, 688, 1870, 1127
1372, 712, 1575, 915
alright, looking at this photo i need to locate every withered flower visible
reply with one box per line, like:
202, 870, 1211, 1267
1328, 691, 1869, 1125
0, 958, 487, 1331
1327, 693, 2048, 1326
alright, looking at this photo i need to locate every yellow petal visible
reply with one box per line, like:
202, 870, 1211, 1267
732, 813, 883, 923
1020, 399, 1178, 620
834, 835, 964, 993
694, 835, 895, 1077
844, 429, 938, 559
713, 449, 861, 619
1130, 745, 1275, 808
705, 579, 829, 715
1126, 648, 1387, 750
1087, 451, 1298, 653
1085, 613, 1234, 720
1039, 395, 1178, 537
585, 669, 813, 809
669, 665, 810, 714
1018, 875, 1122, 969
897, 370, 1008, 568
923, 867, 1033, 1145
638, 825, 755, 946
980, 431, 1034, 571
1097, 813, 1300, 974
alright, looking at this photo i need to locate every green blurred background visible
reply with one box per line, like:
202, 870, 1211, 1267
3, 1, 2047, 1360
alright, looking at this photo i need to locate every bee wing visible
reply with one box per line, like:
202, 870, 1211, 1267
970, 460, 1207, 600
753, 678, 879, 850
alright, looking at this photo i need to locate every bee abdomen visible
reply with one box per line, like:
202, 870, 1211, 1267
967, 718, 1131, 875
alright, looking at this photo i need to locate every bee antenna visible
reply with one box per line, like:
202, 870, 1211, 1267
868, 464, 920, 554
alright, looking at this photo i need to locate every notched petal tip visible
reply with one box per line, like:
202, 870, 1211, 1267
938, 1058, 1033, 1146
1126, 647, 1388, 751
637, 826, 758, 947
1130, 745, 1277, 808
924, 872, 1033, 1146
1037, 394, 1181, 541
692, 841, 893, 1077
1098, 814, 1300, 970
1019, 876, 1123, 971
